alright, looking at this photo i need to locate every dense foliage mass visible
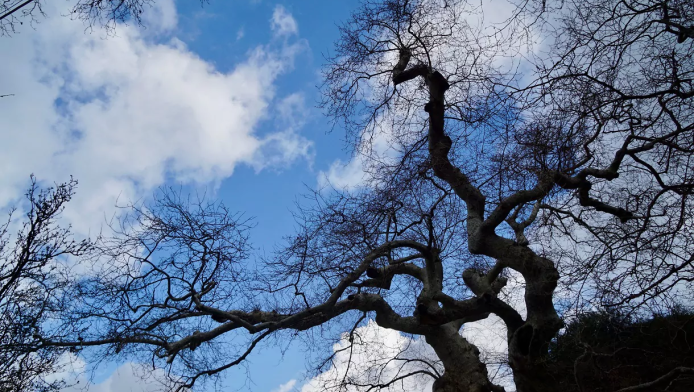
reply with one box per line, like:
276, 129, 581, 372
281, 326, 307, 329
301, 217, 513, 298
548, 310, 694, 391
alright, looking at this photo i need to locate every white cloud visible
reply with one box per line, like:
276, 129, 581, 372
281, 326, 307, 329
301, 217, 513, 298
41, 354, 175, 392
0, 1, 311, 235
319, 158, 367, 191
271, 5, 298, 37
139, 0, 178, 34
300, 321, 438, 391
461, 316, 515, 390
276, 93, 308, 128
317, 121, 398, 191
60, 362, 180, 392
272, 379, 298, 392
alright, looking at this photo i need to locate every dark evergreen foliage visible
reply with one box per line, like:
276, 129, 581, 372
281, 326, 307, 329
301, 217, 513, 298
548, 309, 694, 391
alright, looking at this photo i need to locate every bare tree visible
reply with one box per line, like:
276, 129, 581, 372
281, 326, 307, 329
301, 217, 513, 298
512, 0, 694, 312
0, 176, 91, 392
27, 0, 693, 391
0, 0, 205, 35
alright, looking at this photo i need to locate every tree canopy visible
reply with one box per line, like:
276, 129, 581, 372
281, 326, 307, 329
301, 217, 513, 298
1, 0, 692, 391
0, 0, 199, 35
0, 177, 91, 392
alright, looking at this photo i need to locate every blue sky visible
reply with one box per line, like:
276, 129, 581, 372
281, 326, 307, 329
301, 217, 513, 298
170, 0, 360, 248
4, 1, 681, 390
0, 0, 370, 390
173, 4, 360, 388
0, 1, 533, 390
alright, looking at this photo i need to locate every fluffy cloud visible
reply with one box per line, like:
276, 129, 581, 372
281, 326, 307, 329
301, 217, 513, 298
317, 121, 399, 191
272, 379, 298, 392
0, 0, 311, 234
60, 362, 179, 392
299, 320, 438, 392
319, 157, 368, 190
37, 353, 172, 392
271, 5, 298, 37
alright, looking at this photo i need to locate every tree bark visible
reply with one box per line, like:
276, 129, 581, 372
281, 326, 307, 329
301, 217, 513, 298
425, 323, 505, 392
416, 59, 561, 392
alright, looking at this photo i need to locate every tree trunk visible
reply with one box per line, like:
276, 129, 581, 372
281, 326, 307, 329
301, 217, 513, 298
508, 355, 559, 392
426, 323, 505, 392
507, 322, 561, 392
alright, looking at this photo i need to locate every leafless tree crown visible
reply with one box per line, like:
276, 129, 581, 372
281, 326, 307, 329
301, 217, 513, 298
0, 0, 205, 35
5, 0, 692, 391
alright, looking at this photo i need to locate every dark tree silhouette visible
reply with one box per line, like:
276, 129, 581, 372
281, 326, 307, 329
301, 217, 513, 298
547, 308, 694, 392
23, 0, 694, 391
0, 177, 91, 392
0, 0, 205, 35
